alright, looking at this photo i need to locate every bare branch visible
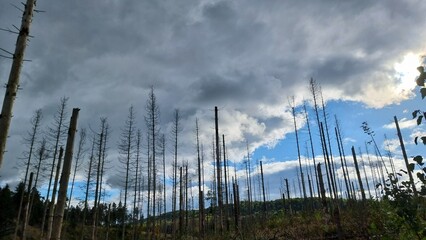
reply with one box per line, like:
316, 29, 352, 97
0, 27, 19, 34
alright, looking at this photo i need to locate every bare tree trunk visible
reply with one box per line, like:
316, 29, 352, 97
46, 147, 64, 239
133, 130, 142, 240
394, 116, 418, 197
51, 108, 80, 240
260, 161, 266, 213
161, 134, 166, 239
232, 177, 240, 230
290, 98, 307, 199
317, 164, 328, 213
214, 107, 223, 232
351, 146, 366, 201
92, 118, 107, 240
335, 127, 351, 199
195, 119, 204, 238
28, 139, 47, 224
42, 97, 68, 238
222, 134, 230, 231
66, 128, 86, 220
358, 147, 372, 199
120, 106, 136, 240
171, 109, 180, 240
320, 88, 339, 198
0, 0, 36, 168
19, 172, 33, 240
303, 103, 320, 198
80, 136, 96, 240
179, 166, 183, 236
14, 110, 42, 240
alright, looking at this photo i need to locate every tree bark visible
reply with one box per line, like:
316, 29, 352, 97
0, 0, 36, 168
51, 108, 80, 240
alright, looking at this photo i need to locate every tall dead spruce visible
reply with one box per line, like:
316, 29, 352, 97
51, 108, 80, 240
0, 0, 37, 168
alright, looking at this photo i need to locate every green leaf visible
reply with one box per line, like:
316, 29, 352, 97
414, 155, 424, 166
420, 87, 426, 99
413, 110, 419, 119
417, 115, 423, 125
421, 136, 426, 145
421, 88, 426, 99
417, 172, 426, 183
408, 163, 415, 172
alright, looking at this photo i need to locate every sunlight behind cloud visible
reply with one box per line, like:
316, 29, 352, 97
394, 53, 421, 91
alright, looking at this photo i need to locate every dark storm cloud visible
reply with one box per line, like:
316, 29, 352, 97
1, 0, 426, 187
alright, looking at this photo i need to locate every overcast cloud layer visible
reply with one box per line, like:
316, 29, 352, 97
0, 0, 425, 193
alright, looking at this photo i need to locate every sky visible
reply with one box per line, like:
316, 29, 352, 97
0, 0, 426, 209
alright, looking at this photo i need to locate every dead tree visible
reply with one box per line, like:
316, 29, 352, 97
160, 134, 166, 239
334, 127, 351, 199
80, 135, 96, 240
118, 106, 136, 240
196, 119, 205, 238
14, 109, 42, 239
320, 88, 339, 197
28, 138, 48, 223
260, 161, 266, 212
20, 172, 33, 240
222, 134, 230, 231
67, 128, 87, 215
394, 116, 418, 197
303, 102, 320, 198
0, 0, 37, 168
132, 130, 142, 240
351, 146, 366, 201
335, 116, 353, 198
145, 87, 160, 237
42, 97, 69, 238
92, 118, 108, 240
310, 79, 333, 198
46, 147, 64, 239
51, 108, 80, 240
171, 109, 181, 239
214, 106, 223, 232
290, 97, 307, 199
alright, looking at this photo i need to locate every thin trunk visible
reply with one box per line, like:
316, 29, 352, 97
46, 147, 64, 240
196, 119, 204, 238
290, 100, 306, 199
67, 128, 86, 219
28, 139, 47, 224
214, 106, 223, 232
92, 119, 106, 240
222, 134, 230, 231
81, 136, 96, 240
162, 135, 166, 239
317, 164, 328, 213
14, 110, 42, 240
320, 123, 336, 199
394, 116, 418, 197
179, 166, 183, 235
260, 161, 266, 212
358, 147, 372, 199
172, 110, 180, 240
335, 127, 351, 199
320, 89, 338, 199
42, 97, 68, 238
20, 172, 33, 240
351, 146, 366, 201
